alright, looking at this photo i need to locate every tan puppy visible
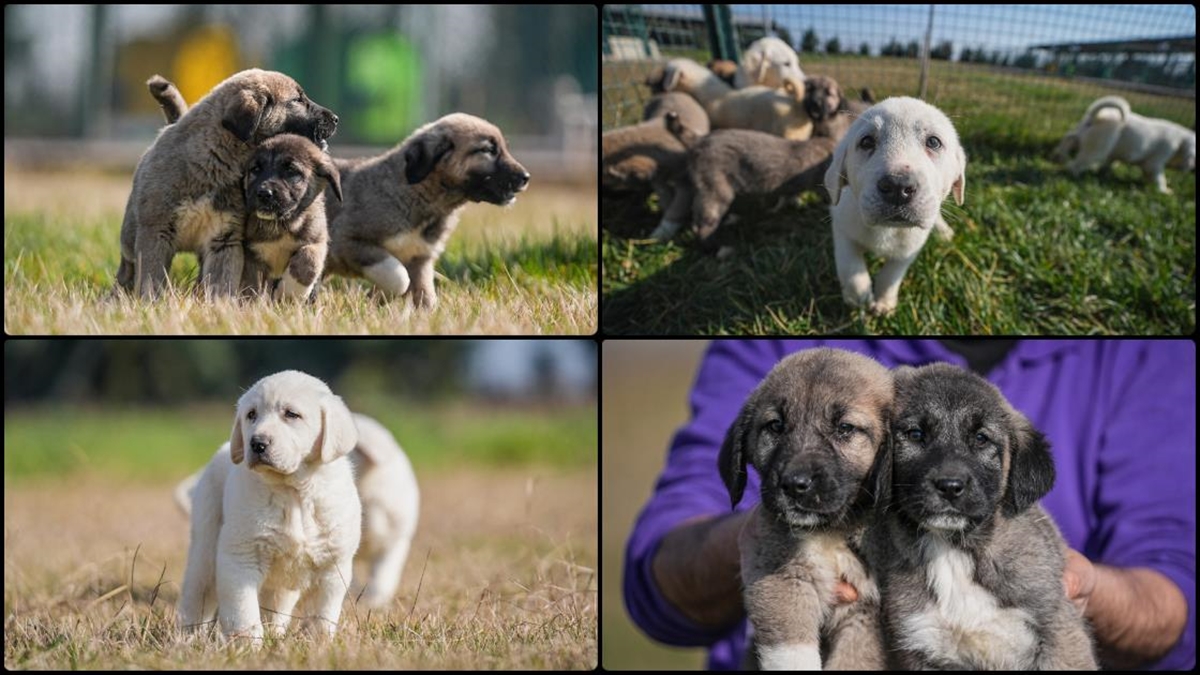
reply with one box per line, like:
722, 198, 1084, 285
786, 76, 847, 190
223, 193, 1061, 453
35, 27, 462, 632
322, 113, 530, 309
708, 76, 812, 140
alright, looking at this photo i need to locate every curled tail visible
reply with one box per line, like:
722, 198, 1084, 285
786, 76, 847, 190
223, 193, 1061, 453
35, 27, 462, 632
146, 75, 188, 124
1082, 95, 1130, 125
664, 111, 701, 148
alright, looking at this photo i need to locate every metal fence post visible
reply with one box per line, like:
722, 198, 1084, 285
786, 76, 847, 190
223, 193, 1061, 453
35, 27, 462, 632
705, 4, 740, 61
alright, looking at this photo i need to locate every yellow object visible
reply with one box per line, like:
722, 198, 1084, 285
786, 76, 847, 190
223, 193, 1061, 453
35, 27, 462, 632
172, 25, 241, 106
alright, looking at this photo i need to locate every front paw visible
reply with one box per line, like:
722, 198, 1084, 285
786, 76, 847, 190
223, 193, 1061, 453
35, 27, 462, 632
870, 297, 898, 316
842, 286, 873, 308
410, 286, 438, 310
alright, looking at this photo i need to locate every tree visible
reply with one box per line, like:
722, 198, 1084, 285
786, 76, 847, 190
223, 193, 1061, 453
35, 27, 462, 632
825, 37, 841, 55
801, 28, 819, 54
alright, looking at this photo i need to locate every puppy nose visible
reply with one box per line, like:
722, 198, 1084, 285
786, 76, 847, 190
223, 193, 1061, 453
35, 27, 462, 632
250, 436, 270, 454
516, 171, 530, 189
877, 174, 917, 206
933, 476, 967, 499
257, 184, 274, 199
782, 471, 815, 496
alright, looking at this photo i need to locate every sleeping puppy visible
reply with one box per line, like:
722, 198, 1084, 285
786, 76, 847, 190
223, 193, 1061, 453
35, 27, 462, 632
1052, 95, 1195, 194
177, 370, 360, 642
825, 97, 966, 315
873, 363, 1097, 669
719, 348, 890, 670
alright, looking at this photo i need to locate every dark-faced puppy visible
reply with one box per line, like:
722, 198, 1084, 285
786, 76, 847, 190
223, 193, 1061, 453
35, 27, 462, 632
116, 69, 338, 299
323, 113, 529, 309
239, 134, 342, 300
874, 363, 1097, 669
719, 348, 890, 670
804, 75, 873, 142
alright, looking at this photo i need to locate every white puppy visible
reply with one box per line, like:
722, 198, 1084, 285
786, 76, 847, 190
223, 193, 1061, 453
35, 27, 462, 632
825, 97, 966, 315
740, 36, 805, 89
660, 57, 734, 108
348, 413, 420, 608
1052, 95, 1195, 194
177, 370, 361, 642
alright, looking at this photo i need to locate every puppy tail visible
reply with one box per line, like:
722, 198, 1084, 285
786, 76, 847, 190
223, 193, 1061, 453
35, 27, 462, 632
147, 75, 188, 124
664, 111, 701, 149
1082, 96, 1130, 125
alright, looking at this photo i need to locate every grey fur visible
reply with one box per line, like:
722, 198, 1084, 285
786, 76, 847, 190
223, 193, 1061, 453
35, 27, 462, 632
147, 75, 187, 124
642, 91, 711, 133
719, 348, 892, 670
872, 363, 1097, 670
602, 94, 709, 214
116, 69, 338, 298
322, 113, 529, 309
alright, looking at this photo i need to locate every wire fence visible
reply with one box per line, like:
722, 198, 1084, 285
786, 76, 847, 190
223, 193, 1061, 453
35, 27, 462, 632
602, 4, 1196, 140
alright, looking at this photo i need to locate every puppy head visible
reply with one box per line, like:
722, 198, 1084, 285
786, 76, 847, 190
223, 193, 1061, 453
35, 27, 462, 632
718, 348, 892, 528
890, 363, 1055, 536
230, 370, 359, 475
244, 134, 342, 224
803, 75, 844, 122
825, 97, 966, 228
218, 69, 338, 149
403, 113, 530, 206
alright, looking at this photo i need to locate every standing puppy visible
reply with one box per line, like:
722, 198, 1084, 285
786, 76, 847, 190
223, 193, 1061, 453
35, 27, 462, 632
720, 348, 891, 670
875, 363, 1097, 669
825, 97, 966, 315
178, 371, 361, 642
323, 113, 530, 309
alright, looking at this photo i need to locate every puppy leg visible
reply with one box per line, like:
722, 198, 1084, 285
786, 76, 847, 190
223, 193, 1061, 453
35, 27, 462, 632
302, 559, 354, 636
260, 586, 303, 637
362, 536, 413, 607
405, 256, 437, 310
833, 229, 873, 307
133, 230, 178, 298
692, 184, 735, 242
651, 182, 692, 241
362, 256, 412, 297
200, 237, 246, 298
870, 253, 920, 316
178, 466, 223, 633
216, 553, 266, 642
274, 244, 324, 300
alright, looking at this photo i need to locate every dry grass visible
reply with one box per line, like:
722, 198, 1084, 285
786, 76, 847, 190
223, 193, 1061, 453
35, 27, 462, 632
3, 469, 597, 669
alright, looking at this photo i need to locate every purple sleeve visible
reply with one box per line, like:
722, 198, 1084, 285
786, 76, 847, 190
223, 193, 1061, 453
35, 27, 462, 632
1091, 342, 1196, 670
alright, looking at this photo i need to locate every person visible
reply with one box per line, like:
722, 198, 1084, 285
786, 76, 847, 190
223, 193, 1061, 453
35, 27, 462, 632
624, 340, 1194, 670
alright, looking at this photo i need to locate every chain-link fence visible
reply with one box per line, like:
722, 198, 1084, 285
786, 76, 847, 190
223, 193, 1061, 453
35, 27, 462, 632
602, 4, 1195, 144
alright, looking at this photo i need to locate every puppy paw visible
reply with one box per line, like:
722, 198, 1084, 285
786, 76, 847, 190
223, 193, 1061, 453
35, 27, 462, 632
649, 219, 680, 242
869, 298, 898, 316
841, 286, 873, 308
410, 286, 438, 311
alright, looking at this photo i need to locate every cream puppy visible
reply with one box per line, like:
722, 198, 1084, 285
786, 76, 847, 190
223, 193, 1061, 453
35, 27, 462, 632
177, 370, 360, 642
740, 36, 806, 89
825, 97, 966, 315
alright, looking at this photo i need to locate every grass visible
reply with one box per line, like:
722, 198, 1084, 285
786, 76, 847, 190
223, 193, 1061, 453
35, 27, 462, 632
3, 171, 597, 335
601, 55, 1196, 335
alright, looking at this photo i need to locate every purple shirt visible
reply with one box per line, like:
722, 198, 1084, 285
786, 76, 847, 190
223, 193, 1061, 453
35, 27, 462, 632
623, 339, 1195, 670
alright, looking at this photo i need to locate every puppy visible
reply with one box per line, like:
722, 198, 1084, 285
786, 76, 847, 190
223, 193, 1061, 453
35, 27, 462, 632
653, 119, 837, 243
804, 75, 874, 142
741, 36, 806, 90
322, 113, 530, 309
708, 76, 813, 140
706, 59, 742, 87
719, 348, 891, 670
657, 58, 734, 109
116, 69, 338, 298
177, 371, 360, 642
1052, 95, 1195, 194
873, 363, 1097, 669
825, 97, 966, 315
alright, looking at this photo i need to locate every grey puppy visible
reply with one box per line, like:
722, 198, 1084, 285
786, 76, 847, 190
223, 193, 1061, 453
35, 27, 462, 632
322, 113, 530, 309
653, 119, 837, 244
146, 79, 341, 301
874, 363, 1097, 669
719, 348, 891, 670
116, 69, 338, 298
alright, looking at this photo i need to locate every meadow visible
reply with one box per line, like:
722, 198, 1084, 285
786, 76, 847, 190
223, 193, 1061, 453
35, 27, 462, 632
4, 401, 597, 669
4, 170, 597, 335
602, 56, 1196, 335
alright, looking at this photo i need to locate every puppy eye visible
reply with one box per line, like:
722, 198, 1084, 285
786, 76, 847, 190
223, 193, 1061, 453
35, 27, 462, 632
764, 419, 785, 434
247, 410, 257, 421
926, 136, 943, 151
905, 428, 924, 442
973, 431, 990, 445
284, 410, 301, 420
836, 422, 856, 437
858, 136, 876, 151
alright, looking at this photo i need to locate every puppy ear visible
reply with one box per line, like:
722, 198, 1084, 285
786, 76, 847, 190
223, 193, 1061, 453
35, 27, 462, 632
314, 393, 359, 463
1001, 417, 1055, 517
403, 130, 453, 185
868, 425, 893, 509
717, 406, 755, 508
951, 146, 967, 206
229, 413, 245, 464
824, 135, 850, 205
316, 154, 343, 202
223, 89, 268, 142
662, 66, 682, 92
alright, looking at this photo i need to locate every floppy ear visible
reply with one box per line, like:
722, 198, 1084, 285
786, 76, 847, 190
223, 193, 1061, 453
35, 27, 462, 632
403, 130, 453, 184
229, 413, 245, 464
717, 405, 755, 508
824, 135, 851, 205
868, 424, 894, 509
1001, 417, 1056, 517
223, 88, 269, 142
951, 145, 967, 206
314, 393, 359, 463
316, 154, 343, 202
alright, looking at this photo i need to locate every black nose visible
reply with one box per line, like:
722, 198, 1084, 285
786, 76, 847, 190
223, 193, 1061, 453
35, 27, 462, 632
256, 184, 274, 199
933, 476, 967, 499
877, 173, 918, 206
516, 171, 530, 189
250, 436, 269, 454
782, 471, 815, 497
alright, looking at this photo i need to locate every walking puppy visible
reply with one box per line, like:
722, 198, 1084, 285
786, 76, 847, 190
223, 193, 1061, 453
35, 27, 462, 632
177, 371, 360, 642
117, 69, 338, 298
874, 363, 1097, 669
1052, 95, 1195, 194
825, 97, 966, 315
323, 113, 530, 309
719, 348, 891, 670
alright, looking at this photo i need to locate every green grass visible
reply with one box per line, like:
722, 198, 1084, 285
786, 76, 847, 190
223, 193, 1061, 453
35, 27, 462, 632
3, 402, 597, 482
602, 55, 1196, 335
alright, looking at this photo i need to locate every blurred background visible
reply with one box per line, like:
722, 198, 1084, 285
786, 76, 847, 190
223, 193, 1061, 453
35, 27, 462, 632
5, 4, 596, 180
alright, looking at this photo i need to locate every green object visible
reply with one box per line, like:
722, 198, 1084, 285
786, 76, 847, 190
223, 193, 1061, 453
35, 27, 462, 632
346, 33, 423, 143
705, 4, 739, 61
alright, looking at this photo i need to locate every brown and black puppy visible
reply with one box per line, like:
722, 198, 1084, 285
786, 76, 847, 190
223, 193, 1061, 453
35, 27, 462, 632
322, 113, 529, 309
117, 69, 338, 299
873, 363, 1097, 669
804, 75, 874, 143
240, 134, 342, 300
719, 348, 890, 670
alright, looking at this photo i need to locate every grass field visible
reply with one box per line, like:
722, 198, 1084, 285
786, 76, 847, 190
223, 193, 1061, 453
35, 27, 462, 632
4, 170, 597, 335
4, 402, 597, 669
602, 56, 1196, 335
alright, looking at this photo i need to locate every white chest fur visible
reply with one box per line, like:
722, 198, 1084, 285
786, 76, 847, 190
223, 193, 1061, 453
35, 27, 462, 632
898, 537, 1037, 668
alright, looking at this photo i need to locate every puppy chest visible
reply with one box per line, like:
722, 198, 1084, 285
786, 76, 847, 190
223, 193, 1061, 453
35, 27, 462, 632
262, 503, 337, 568
382, 223, 455, 263
249, 235, 301, 276
174, 198, 234, 251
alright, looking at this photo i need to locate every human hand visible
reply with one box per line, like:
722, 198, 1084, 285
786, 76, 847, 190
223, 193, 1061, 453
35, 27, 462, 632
1063, 547, 1096, 614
